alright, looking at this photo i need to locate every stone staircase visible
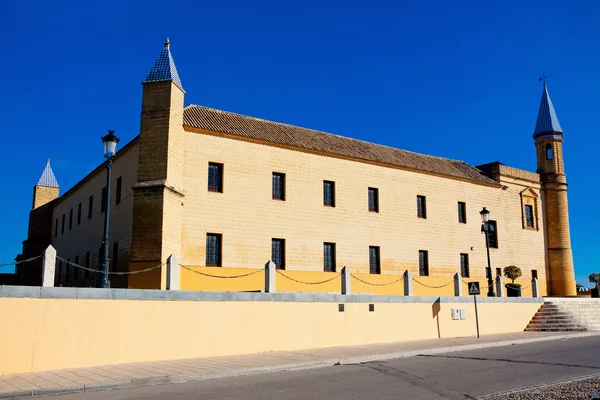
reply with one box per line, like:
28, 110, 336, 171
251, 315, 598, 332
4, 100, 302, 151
525, 298, 600, 332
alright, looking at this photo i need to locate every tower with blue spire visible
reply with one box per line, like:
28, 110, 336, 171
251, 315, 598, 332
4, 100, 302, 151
32, 159, 59, 209
131, 39, 186, 284
533, 83, 576, 297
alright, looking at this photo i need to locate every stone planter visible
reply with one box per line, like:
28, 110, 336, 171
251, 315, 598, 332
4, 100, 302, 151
592, 287, 600, 298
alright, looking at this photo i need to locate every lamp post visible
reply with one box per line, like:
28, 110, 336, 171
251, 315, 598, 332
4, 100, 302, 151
96, 130, 120, 288
480, 207, 496, 297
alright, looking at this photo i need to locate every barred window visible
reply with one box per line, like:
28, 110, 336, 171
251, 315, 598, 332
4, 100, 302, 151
69, 209, 73, 230
460, 253, 469, 278
88, 195, 93, 220
61, 214, 65, 234
77, 203, 82, 226
417, 195, 427, 219
488, 220, 499, 248
419, 250, 429, 276
112, 242, 119, 272
101, 187, 107, 213
272, 238, 285, 270
324, 242, 336, 272
206, 233, 222, 267
272, 172, 285, 200
368, 188, 379, 212
323, 181, 335, 207
74, 255, 79, 280
208, 162, 223, 192
54, 218, 58, 238
369, 246, 380, 274
458, 202, 467, 224
116, 177, 122, 205
525, 205, 534, 228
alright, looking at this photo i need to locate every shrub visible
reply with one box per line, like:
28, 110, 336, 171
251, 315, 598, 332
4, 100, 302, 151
589, 273, 600, 287
503, 265, 522, 285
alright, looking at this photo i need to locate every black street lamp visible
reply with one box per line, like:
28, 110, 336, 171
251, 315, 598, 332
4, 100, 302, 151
480, 207, 496, 297
96, 130, 120, 288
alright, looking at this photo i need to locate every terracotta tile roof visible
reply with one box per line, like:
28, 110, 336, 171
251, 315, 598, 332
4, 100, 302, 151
183, 105, 499, 185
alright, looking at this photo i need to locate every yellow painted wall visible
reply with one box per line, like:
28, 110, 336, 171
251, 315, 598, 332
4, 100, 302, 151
351, 273, 405, 295
180, 266, 264, 292
0, 297, 541, 375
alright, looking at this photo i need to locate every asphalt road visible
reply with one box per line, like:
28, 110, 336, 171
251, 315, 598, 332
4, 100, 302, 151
33, 336, 600, 400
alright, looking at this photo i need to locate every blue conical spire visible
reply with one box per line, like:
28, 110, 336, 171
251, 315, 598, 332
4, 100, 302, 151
533, 83, 562, 137
144, 38, 183, 89
37, 159, 59, 188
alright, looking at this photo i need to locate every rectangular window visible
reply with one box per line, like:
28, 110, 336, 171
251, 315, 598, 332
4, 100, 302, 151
324, 242, 336, 272
417, 195, 427, 219
369, 246, 380, 274
488, 220, 499, 248
116, 177, 122, 205
419, 250, 429, 276
77, 203, 82, 226
112, 242, 119, 272
208, 162, 223, 192
88, 195, 93, 220
206, 233, 222, 267
54, 218, 58, 238
525, 204, 534, 228
271, 238, 285, 270
532, 269, 538, 281
101, 187, 107, 213
66, 258, 70, 281
85, 252, 90, 279
458, 202, 467, 224
323, 181, 335, 207
368, 188, 379, 212
61, 214, 65, 234
69, 209, 73, 230
496, 267, 502, 277
460, 253, 469, 278
272, 172, 285, 200
74, 256, 79, 280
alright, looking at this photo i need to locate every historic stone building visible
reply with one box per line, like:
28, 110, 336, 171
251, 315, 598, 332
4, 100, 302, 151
13, 40, 576, 296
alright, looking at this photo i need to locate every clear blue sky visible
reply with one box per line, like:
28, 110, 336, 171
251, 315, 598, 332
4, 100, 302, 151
1, 0, 598, 285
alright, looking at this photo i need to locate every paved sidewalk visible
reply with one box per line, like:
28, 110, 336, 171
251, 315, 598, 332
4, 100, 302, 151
1, 331, 599, 399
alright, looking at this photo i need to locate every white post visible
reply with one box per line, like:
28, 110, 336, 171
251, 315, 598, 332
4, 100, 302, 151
532, 277, 539, 298
265, 260, 276, 293
42, 245, 57, 288
496, 275, 504, 297
403, 270, 413, 296
166, 254, 180, 290
454, 273, 462, 296
341, 266, 351, 295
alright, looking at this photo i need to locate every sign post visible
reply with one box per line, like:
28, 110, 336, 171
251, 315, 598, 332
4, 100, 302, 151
469, 282, 481, 339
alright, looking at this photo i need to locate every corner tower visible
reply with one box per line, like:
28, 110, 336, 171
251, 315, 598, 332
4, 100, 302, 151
533, 83, 576, 296
33, 159, 59, 209
130, 39, 185, 288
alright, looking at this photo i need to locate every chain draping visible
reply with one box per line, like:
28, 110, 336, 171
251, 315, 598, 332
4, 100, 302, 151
350, 274, 404, 287
56, 256, 165, 275
0, 255, 41, 268
275, 269, 342, 285
179, 265, 264, 279
412, 277, 454, 289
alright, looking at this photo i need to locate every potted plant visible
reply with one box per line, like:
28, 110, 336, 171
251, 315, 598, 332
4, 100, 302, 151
503, 265, 522, 297
589, 273, 600, 298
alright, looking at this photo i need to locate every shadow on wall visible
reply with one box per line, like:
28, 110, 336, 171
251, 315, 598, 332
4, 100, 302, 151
432, 298, 441, 338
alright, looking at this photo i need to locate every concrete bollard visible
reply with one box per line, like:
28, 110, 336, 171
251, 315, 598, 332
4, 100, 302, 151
454, 273, 462, 296
341, 266, 351, 295
265, 260, 276, 293
42, 245, 57, 288
532, 277, 539, 298
495, 275, 504, 297
166, 254, 180, 290
403, 270, 413, 296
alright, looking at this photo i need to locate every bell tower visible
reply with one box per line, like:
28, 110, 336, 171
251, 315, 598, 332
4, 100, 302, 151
533, 83, 576, 296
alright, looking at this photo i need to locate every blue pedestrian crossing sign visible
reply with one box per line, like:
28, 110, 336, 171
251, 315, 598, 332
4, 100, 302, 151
468, 282, 481, 295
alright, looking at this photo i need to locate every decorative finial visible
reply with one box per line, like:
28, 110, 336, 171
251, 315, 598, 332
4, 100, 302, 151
46, 158, 50, 165
539, 74, 548, 86
164, 38, 170, 49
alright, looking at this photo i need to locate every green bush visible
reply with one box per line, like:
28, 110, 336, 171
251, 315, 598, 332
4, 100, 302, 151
589, 273, 600, 286
503, 265, 522, 286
